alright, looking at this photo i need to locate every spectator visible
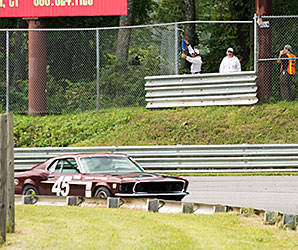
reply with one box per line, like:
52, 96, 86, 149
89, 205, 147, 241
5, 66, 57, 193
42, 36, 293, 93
182, 40, 202, 74
277, 45, 296, 101
219, 48, 241, 73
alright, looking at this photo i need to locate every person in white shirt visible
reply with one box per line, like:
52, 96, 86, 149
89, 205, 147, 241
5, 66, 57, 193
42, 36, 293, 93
182, 40, 202, 74
219, 48, 241, 73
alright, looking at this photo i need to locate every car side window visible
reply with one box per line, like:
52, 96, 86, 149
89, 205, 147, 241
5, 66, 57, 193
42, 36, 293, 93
47, 160, 61, 173
61, 158, 79, 174
55, 161, 63, 173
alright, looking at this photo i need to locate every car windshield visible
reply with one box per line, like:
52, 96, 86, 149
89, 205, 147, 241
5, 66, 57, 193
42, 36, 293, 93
79, 156, 143, 173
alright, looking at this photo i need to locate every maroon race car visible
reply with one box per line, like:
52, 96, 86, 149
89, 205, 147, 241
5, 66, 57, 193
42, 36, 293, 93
14, 153, 189, 201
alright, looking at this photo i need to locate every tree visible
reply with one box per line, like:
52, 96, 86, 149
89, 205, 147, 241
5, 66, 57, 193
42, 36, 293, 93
272, 0, 298, 15
182, 0, 196, 71
151, 0, 184, 23
226, 0, 255, 70
116, 0, 134, 62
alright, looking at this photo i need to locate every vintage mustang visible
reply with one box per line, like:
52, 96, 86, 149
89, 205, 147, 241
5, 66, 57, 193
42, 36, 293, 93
14, 153, 189, 201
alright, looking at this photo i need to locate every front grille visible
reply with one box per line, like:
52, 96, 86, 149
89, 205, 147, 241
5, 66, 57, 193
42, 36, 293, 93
134, 181, 184, 193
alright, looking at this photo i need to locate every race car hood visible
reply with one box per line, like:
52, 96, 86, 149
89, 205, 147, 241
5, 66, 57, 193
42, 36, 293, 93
82, 172, 183, 183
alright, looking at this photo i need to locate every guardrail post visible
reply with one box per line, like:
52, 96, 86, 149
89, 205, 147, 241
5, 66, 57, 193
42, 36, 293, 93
67, 196, 79, 206
22, 195, 35, 205
264, 211, 281, 225
147, 199, 160, 213
214, 206, 228, 213
0, 114, 8, 243
107, 197, 120, 208
282, 214, 297, 230
182, 203, 194, 213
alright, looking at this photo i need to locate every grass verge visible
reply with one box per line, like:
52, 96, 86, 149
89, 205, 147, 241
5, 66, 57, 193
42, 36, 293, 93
13, 102, 298, 147
2, 205, 298, 250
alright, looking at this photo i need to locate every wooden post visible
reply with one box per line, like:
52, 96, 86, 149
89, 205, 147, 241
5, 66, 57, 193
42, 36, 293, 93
6, 113, 15, 233
256, 0, 273, 100
0, 114, 8, 243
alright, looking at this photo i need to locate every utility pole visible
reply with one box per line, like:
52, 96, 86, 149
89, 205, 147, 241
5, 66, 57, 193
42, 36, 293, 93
25, 18, 47, 116
256, 0, 272, 100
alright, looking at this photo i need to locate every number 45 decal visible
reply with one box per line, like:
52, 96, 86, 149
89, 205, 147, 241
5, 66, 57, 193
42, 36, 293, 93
52, 176, 72, 196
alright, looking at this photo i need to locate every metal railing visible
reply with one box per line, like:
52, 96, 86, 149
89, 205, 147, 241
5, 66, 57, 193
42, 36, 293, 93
144, 71, 258, 108
15, 195, 298, 229
14, 144, 298, 173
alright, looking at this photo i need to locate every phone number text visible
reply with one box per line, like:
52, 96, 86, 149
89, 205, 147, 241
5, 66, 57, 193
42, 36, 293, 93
33, 0, 93, 7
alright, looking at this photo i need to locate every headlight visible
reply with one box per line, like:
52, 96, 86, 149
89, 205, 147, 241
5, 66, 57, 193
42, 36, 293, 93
119, 184, 127, 192
112, 183, 117, 189
119, 183, 134, 193
175, 183, 182, 190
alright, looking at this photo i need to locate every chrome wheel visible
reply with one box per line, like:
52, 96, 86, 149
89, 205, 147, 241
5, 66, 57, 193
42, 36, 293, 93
94, 187, 112, 198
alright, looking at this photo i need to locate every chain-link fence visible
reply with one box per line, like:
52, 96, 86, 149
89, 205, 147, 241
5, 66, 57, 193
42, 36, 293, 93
0, 32, 7, 113
0, 21, 255, 114
257, 16, 298, 102
1, 24, 178, 114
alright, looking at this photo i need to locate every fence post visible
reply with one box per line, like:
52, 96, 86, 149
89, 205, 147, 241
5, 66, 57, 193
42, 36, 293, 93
0, 114, 8, 243
6, 113, 14, 233
96, 28, 100, 111
6, 31, 9, 113
253, 14, 258, 73
175, 23, 179, 75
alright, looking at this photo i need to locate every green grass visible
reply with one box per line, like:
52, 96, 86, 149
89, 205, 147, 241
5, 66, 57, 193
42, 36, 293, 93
2, 205, 298, 250
13, 102, 298, 147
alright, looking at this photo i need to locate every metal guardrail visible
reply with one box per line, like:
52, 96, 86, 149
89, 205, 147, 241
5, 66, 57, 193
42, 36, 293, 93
15, 195, 298, 229
14, 144, 298, 173
144, 71, 258, 108
15, 195, 239, 214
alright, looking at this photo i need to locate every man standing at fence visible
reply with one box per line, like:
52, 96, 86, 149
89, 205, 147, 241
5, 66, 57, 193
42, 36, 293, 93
219, 48, 241, 73
277, 45, 296, 101
181, 40, 202, 74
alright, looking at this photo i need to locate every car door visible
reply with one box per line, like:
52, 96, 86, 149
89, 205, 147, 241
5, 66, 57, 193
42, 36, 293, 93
40, 158, 87, 197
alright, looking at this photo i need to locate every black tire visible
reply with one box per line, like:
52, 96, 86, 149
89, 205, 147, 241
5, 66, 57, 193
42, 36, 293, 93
94, 187, 112, 198
22, 185, 39, 196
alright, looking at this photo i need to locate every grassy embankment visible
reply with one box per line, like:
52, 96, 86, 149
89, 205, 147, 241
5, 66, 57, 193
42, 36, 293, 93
2, 205, 298, 250
1, 104, 297, 249
13, 101, 298, 147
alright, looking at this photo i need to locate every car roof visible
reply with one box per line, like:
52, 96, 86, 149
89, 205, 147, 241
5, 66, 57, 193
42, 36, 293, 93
30, 153, 130, 170
52, 152, 129, 159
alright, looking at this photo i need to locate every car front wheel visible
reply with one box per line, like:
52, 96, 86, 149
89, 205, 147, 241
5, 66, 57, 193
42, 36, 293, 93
94, 187, 112, 198
22, 185, 39, 196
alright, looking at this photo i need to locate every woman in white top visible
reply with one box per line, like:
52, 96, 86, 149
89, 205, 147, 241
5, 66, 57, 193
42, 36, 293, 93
219, 48, 241, 73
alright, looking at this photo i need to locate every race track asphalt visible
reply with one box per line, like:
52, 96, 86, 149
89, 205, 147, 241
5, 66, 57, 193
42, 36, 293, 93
183, 176, 298, 214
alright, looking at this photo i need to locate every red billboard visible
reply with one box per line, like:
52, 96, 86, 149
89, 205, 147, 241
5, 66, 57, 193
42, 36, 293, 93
0, 0, 127, 17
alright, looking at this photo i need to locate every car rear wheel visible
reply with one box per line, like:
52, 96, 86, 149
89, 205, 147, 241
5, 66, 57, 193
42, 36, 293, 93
94, 187, 112, 198
22, 185, 39, 196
